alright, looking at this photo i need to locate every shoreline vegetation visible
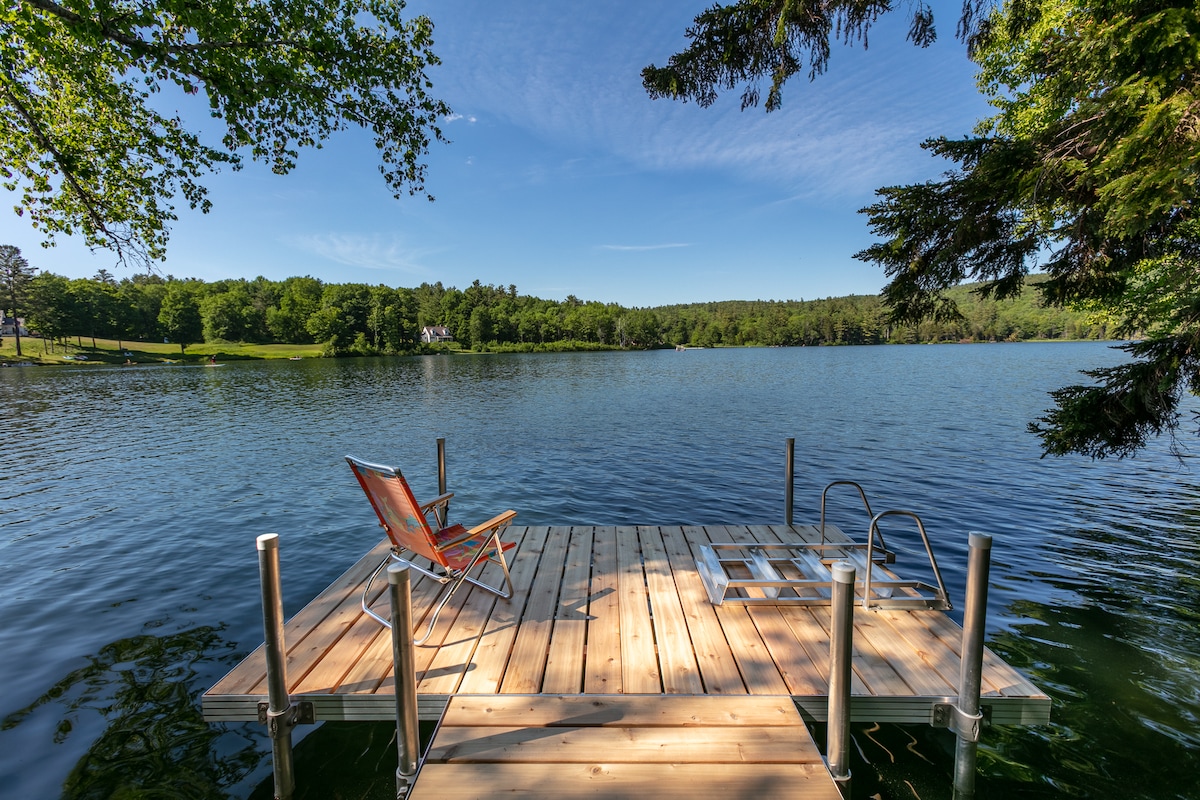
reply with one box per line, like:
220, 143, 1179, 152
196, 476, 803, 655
3, 273, 1113, 366
0, 333, 1109, 368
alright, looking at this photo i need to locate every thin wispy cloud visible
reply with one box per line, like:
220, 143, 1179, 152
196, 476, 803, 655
424, 1, 986, 198
285, 233, 438, 274
600, 243, 691, 252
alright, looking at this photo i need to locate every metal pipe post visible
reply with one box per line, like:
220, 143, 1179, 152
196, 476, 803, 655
436, 438, 447, 496
953, 532, 992, 800
784, 438, 795, 526
436, 437, 449, 522
257, 533, 296, 800
389, 564, 421, 797
827, 561, 855, 796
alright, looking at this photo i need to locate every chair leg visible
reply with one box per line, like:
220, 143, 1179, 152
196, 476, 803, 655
415, 533, 514, 645
494, 544, 515, 598
361, 554, 395, 629
363, 549, 459, 635
414, 579, 464, 646
460, 531, 515, 599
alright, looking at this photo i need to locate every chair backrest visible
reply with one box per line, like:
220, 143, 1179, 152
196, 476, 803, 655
346, 455, 446, 567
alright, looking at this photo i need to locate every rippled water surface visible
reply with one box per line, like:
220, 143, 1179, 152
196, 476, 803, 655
2, 343, 1198, 799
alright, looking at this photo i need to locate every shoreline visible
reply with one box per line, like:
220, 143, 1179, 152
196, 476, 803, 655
0, 336, 1121, 368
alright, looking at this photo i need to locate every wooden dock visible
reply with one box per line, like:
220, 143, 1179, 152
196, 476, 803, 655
204, 524, 1049, 727
413, 694, 843, 799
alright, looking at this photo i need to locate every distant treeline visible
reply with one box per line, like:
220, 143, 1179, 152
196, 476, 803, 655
20, 271, 1111, 355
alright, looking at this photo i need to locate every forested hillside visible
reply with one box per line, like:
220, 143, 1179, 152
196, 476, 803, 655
19, 271, 1110, 356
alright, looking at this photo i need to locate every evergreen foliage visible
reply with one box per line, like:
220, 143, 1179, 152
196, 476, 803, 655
648, 0, 1200, 457
0, 245, 36, 356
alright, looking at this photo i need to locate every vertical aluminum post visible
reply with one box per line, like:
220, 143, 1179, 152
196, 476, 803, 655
436, 437, 447, 495
436, 437, 449, 522
257, 533, 295, 800
389, 564, 421, 797
784, 438, 795, 526
827, 561, 855, 796
953, 532, 992, 800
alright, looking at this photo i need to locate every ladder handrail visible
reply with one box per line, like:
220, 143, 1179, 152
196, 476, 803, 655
820, 480, 885, 552
864, 509, 952, 610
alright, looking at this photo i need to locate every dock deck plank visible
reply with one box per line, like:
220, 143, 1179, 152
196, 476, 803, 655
453, 526, 548, 695
661, 526, 746, 694
203, 525, 1051, 726
541, 527, 595, 694
584, 527, 623, 694
616, 526, 660, 693
413, 694, 842, 800
639, 527, 705, 694
500, 526, 572, 694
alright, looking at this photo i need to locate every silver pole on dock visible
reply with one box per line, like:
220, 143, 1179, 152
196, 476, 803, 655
437, 437, 449, 522
389, 564, 421, 797
785, 437, 795, 526
257, 533, 296, 800
827, 561, 855, 796
953, 532, 992, 800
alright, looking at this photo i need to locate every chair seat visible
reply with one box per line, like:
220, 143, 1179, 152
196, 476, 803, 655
434, 524, 518, 570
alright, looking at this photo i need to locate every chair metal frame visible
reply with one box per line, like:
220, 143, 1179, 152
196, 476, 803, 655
346, 455, 517, 645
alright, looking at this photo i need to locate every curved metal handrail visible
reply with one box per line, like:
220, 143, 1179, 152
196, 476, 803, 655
819, 480, 882, 551
863, 509, 951, 610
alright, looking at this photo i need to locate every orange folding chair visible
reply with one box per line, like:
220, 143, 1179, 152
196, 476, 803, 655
346, 455, 517, 644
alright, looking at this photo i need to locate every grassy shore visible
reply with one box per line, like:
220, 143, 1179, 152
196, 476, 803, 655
0, 336, 324, 366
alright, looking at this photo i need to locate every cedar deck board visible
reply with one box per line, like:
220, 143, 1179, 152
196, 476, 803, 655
409, 763, 839, 800
616, 526, 660, 693
541, 527, 595, 694
638, 526, 705, 694
203, 525, 1050, 726
662, 526, 746, 694
413, 694, 842, 800
499, 525, 572, 694
455, 526, 552, 695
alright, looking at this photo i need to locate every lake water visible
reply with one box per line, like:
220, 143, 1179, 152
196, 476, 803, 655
2, 342, 1198, 799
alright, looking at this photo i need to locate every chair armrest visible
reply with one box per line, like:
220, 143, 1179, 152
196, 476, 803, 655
420, 492, 454, 515
467, 509, 517, 536
466, 509, 518, 537
435, 510, 518, 549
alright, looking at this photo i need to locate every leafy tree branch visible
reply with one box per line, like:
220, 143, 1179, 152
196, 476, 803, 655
1, 0, 450, 265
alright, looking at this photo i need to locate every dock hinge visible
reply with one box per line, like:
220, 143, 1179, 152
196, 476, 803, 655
257, 700, 315, 738
930, 702, 989, 742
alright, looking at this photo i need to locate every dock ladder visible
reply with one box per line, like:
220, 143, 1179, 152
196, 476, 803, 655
695, 481, 952, 609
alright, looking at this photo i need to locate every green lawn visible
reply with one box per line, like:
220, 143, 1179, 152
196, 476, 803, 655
0, 336, 324, 365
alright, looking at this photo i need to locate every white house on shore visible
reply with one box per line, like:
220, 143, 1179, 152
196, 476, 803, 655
420, 325, 454, 344
0, 311, 28, 338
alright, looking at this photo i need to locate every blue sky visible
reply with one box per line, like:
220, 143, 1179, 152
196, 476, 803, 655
2, 0, 994, 308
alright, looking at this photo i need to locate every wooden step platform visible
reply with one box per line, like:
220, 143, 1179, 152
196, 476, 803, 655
411, 694, 842, 799
203, 525, 1050, 726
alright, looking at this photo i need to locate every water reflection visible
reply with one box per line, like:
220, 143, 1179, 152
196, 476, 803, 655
245, 722, 437, 800
1, 627, 262, 799
971, 505, 1200, 799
